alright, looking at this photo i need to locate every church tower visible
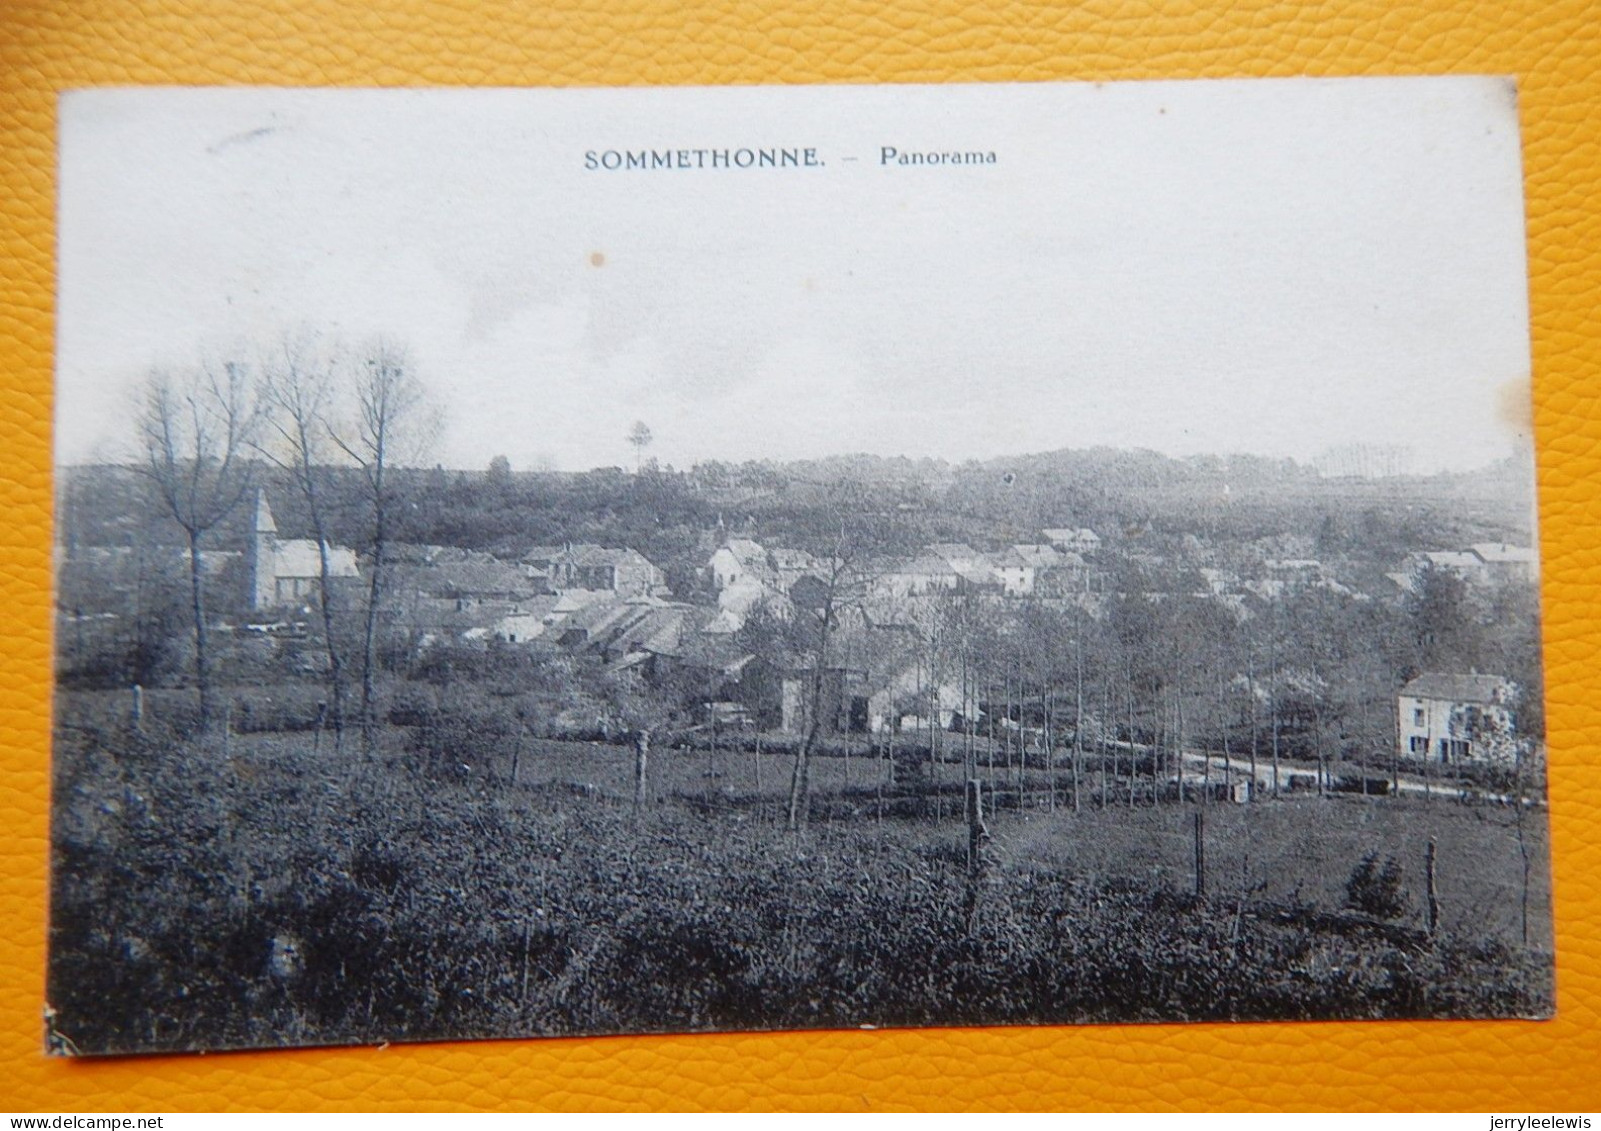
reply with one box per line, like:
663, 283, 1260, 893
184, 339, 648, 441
250, 488, 278, 611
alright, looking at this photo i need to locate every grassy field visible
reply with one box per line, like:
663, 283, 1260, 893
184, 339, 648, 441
387, 713, 1554, 952
48, 687, 1554, 1055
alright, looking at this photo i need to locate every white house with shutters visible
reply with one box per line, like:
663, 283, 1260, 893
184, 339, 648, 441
1397, 672, 1519, 766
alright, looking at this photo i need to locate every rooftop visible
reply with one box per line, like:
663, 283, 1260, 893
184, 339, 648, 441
560, 543, 658, 570
721, 538, 767, 562
1400, 672, 1509, 704
890, 554, 960, 578
1012, 544, 1065, 569
1469, 542, 1536, 564
273, 539, 360, 580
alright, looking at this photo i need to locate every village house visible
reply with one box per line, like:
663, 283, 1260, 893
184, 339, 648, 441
1406, 550, 1488, 584
927, 543, 1000, 590
380, 544, 549, 644
493, 596, 561, 643
1397, 672, 1519, 766
614, 628, 762, 723
989, 546, 1035, 596
1011, 543, 1061, 573
249, 490, 360, 611
390, 544, 541, 607
769, 547, 819, 588
1000, 542, 1091, 597
708, 538, 773, 591
544, 595, 720, 668
1032, 548, 1091, 597
864, 661, 966, 735
1391, 543, 1536, 594
1469, 542, 1538, 583
1041, 527, 1101, 556
506, 588, 609, 643
774, 614, 949, 736
718, 574, 796, 633
547, 594, 642, 651
779, 665, 863, 735
707, 539, 818, 591
875, 553, 961, 598
519, 545, 566, 592
539, 543, 667, 598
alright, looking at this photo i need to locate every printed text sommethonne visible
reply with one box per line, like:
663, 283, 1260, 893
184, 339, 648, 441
583, 146, 998, 170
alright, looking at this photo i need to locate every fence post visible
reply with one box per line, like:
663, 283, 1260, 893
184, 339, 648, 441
518, 919, 533, 1008
966, 778, 987, 877
130, 683, 143, 729
1425, 837, 1440, 936
1193, 807, 1206, 898
633, 729, 650, 822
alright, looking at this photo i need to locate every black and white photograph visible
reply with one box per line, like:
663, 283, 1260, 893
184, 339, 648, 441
48, 77, 1552, 1056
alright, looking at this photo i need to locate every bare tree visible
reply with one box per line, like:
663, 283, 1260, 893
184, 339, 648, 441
330, 342, 434, 749
598, 669, 680, 825
257, 333, 348, 746
786, 505, 875, 832
135, 360, 261, 731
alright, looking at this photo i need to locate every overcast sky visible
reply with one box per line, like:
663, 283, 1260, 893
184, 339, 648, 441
56, 77, 1532, 474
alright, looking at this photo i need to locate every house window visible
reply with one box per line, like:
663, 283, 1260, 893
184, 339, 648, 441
1438, 738, 1450, 761
1409, 736, 1428, 754
1413, 707, 1426, 727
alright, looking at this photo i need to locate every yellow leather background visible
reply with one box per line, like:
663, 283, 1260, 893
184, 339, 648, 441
3, 0, 1599, 1112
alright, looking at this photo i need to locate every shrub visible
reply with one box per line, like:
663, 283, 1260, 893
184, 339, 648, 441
1345, 853, 1409, 920
386, 683, 440, 728
229, 686, 331, 733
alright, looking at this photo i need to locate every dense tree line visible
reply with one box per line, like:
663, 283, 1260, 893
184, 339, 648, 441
60, 446, 1533, 599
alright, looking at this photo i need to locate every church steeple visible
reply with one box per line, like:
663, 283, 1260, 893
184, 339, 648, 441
254, 488, 277, 535
250, 488, 277, 610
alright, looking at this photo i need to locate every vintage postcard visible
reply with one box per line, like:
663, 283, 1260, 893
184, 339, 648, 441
49, 77, 1550, 1056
